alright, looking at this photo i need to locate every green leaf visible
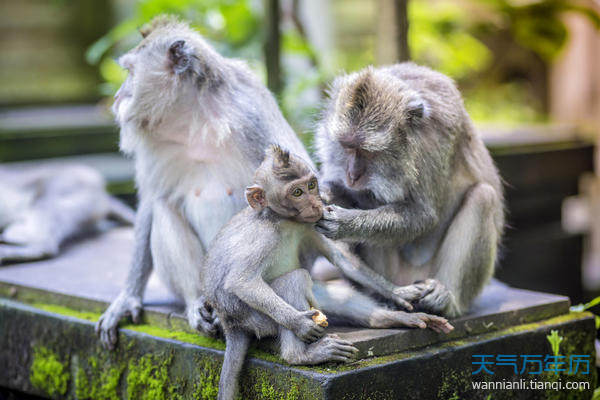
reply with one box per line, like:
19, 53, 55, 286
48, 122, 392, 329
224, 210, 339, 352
546, 330, 564, 357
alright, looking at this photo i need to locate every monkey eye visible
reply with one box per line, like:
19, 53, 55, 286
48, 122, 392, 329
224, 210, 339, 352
308, 180, 316, 190
292, 188, 303, 197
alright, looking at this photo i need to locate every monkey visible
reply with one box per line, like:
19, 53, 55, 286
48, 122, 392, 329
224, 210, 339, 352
95, 15, 316, 348
95, 16, 453, 347
314, 63, 504, 319
204, 145, 452, 400
0, 163, 134, 265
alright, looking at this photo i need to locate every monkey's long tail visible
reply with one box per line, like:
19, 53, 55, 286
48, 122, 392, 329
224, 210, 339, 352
107, 197, 135, 225
218, 329, 251, 400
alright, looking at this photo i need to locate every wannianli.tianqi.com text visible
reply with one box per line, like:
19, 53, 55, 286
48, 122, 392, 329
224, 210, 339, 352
471, 380, 591, 391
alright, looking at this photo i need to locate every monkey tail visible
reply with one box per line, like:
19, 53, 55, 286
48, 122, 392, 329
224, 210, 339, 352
107, 197, 135, 225
218, 329, 251, 400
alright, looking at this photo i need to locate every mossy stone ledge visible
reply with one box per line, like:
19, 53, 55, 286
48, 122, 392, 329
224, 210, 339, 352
0, 228, 596, 399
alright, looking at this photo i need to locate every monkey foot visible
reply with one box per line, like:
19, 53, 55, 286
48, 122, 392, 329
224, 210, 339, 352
186, 298, 221, 337
292, 334, 358, 364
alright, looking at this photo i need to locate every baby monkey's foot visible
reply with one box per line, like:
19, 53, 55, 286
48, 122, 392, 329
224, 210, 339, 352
187, 298, 220, 337
305, 334, 359, 364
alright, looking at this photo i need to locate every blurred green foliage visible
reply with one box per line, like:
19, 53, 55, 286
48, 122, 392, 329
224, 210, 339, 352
410, 1, 492, 81
409, 0, 600, 123
88, 0, 262, 96
90, 0, 600, 131
475, 0, 600, 61
88, 0, 321, 145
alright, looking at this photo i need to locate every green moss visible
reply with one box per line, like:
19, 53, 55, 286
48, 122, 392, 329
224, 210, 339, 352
193, 358, 220, 400
121, 322, 226, 350
32, 303, 101, 322
74, 355, 125, 400
242, 369, 319, 400
75, 365, 90, 399
126, 353, 174, 400
29, 346, 70, 397
437, 369, 470, 400
32, 301, 287, 365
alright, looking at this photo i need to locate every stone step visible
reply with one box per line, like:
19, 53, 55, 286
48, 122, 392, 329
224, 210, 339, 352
0, 298, 594, 399
0, 227, 596, 399
0, 228, 572, 358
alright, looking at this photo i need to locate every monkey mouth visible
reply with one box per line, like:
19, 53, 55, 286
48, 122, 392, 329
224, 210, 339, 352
297, 208, 323, 223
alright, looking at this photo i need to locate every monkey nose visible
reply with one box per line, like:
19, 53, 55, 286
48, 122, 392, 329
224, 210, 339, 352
347, 171, 361, 186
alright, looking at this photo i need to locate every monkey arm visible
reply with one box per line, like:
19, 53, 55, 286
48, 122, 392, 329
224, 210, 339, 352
96, 199, 153, 349
312, 234, 415, 310
121, 199, 154, 298
225, 274, 303, 330
316, 201, 438, 245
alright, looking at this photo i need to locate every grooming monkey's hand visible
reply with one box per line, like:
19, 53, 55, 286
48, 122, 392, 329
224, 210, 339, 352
391, 280, 436, 310
95, 293, 142, 350
319, 184, 335, 204
291, 310, 326, 343
415, 279, 458, 317
315, 205, 355, 240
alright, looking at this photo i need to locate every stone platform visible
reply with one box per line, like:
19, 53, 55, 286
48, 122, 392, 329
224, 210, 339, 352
0, 228, 596, 399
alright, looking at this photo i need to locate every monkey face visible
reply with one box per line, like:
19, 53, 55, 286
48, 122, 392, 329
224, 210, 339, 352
320, 67, 429, 199
275, 175, 323, 223
246, 146, 324, 223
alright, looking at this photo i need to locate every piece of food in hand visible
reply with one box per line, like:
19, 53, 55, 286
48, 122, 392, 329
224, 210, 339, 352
310, 307, 328, 327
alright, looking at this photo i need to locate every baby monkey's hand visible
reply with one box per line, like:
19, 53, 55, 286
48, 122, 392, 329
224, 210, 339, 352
291, 310, 326, 343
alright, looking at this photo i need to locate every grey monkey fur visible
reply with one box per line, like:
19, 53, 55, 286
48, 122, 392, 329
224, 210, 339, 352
95, 16, 449, 346
96, 15, 312, 348
204, 146, 451, 400
315, 62, 504, 318
0, 164, 133, 264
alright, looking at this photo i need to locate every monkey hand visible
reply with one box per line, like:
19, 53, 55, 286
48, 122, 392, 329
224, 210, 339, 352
315, 205, 356, 241
319, 183, 335, 204
291, 310, 326, 343
95, 293, 143, 350
391, 280, 437, 310
415, 279, 460, 318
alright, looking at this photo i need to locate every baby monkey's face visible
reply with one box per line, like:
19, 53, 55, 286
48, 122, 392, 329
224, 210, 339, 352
277, 174, 323, 223
246, 145, 324, 224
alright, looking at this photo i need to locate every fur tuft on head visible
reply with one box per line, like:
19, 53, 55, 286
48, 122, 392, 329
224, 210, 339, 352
268, 144, 290, 169
139, 14, 183, 38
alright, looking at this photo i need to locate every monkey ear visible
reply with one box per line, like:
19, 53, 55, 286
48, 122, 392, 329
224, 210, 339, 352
406, 97, 428, 124
245, 185, 267, 211
169, 40, 191, 74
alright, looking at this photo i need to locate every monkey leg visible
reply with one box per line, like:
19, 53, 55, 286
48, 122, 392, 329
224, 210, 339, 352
218, 328, 251, 400
420, 183, 499, 318
271, 270, 358, 364
150, 202, 217, 334
312, 280, 452, 332
0, 243, 58, 265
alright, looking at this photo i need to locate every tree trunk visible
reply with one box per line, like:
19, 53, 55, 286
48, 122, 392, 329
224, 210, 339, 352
376, 0, 410, 64
264, 0, 282, 96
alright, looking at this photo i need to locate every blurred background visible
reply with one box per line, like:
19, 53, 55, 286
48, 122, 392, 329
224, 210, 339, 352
1, 0, 600, 305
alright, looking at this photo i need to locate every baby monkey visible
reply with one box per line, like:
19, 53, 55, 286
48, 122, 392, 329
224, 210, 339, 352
204, 145, 452, 400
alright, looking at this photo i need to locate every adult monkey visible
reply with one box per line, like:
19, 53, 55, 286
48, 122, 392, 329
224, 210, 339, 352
96, 16, 429, 348
0, 164, 133, 264
315, 63, 504, 318
95, 15, 314, 348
